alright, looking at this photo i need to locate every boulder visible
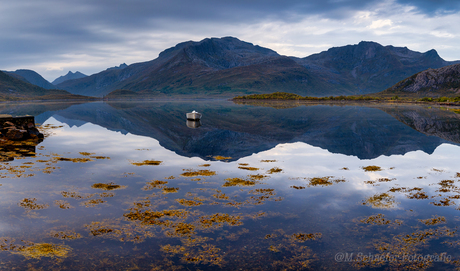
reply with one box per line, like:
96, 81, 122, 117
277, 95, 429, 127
5, 128, 26, 140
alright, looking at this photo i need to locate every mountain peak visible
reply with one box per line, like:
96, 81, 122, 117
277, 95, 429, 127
53, 71, 87, 85
5, 69, 56, 89
423, 49, 441, 58
105, 63, 128, 71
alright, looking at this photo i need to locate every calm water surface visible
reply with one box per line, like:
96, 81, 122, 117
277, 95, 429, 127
1, 100, 460, 270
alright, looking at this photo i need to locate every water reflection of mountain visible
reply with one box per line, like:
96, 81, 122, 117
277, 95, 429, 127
2, 101, 458, 160
378, 105, 460, 144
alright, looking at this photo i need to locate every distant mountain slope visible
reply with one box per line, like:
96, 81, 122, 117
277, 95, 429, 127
292, 41, 459, 94
105, 63, 128, 71
56, 37, 459, 98
0, 71, 88, 101
5, 69, 56, 89
56, 37, 350, 97
52, 71, 87, 85
380, 63, 460, 96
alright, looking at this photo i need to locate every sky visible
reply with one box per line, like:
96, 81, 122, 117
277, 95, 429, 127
2, 0, 460, 82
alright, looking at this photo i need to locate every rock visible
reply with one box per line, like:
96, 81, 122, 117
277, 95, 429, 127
5, 129, 26, 140
0, 116, 44, 141
28, 127, 44, 139
3, 121, 15, 127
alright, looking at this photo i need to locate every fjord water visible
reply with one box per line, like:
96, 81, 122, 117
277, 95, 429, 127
1, 100, 460, 270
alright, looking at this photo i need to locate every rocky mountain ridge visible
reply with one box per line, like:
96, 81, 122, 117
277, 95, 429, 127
55, 37, 458, 98
0, 71, 88, 101
52, 71, 88, 85
292, 41, 457, 94
381, 63, 460, 96
5, 69, 56, 89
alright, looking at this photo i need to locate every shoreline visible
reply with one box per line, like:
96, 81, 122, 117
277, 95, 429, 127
232, 98, 460, 107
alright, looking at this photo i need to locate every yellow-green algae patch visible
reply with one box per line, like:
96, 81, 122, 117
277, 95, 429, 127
131, 160, 163, 166
89, 155, 110, 159
306, 176, 346, 187
213, 156, 232, 160
362, 165, 382, 172
56, 157, 93, 163
359, 214, 392, 225
181, 169, 216, 177
18, 198, 49, 211
248, 174, 268, 181
354, 227, 455, 270
162, 187, 179, 194
54, 200, 73, 209
419, 215, 446, 226
222, 177, 256, 187
291, 232, 322, 242
267, 167, 282, 174
362, 193, 398, 209
61, 191, 94, 200
176, 198, 203, 207
197, 213, 243, 229
50, 230, 82, 240
261, 160, 277, 162
142, 180, 168, 190
81, 198, 106, 207
123, 208, 189, 226
85, 219, 154, 243
12, 243, 71, 259
91, 182, 126, 191
238, 166, 260, 171
79, 152, 95, 156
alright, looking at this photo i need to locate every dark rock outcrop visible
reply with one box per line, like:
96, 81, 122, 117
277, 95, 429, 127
381, 63, 460, 96
0, 116, 44, 162
0, 116, 44, 141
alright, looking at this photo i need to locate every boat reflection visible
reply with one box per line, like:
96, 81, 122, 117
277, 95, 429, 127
186, 119, 202, 128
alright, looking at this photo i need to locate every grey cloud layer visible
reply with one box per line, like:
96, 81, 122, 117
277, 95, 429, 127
1, 0, 460, 81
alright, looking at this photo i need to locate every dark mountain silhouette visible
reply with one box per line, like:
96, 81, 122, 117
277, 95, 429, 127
105, 63, 128, 71
0, 71, 89, 101
5, 69, 56, 89
57, 37, 343, 97
54, 37, 458, 98
380, 63, 460, 96
292, 41, 459, 94
52, 71, 87, 85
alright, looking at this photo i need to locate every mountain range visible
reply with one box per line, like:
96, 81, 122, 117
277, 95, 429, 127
52, 71, 87, 85
5, 69, 56, 89
2, 37, 460, 99
0, 71, 88, 101
53, 37, 459, 98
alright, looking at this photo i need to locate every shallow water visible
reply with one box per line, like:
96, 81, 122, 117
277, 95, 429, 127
1, 100, 460, 270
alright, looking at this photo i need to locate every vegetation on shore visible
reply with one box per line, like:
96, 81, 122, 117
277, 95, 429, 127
233, 92, 460, 104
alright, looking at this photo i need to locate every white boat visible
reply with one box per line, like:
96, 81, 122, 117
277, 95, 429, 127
186, 110, 202, 120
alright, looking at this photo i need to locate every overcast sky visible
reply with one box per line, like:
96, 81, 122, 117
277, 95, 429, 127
2, 0, 460, 81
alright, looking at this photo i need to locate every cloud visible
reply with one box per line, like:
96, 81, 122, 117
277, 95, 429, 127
1, 0, 460, 81
395, 0, 460, 15
369, 19, 393, 29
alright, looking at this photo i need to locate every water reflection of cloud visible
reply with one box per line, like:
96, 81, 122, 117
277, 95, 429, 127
37, 117, 460, 215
